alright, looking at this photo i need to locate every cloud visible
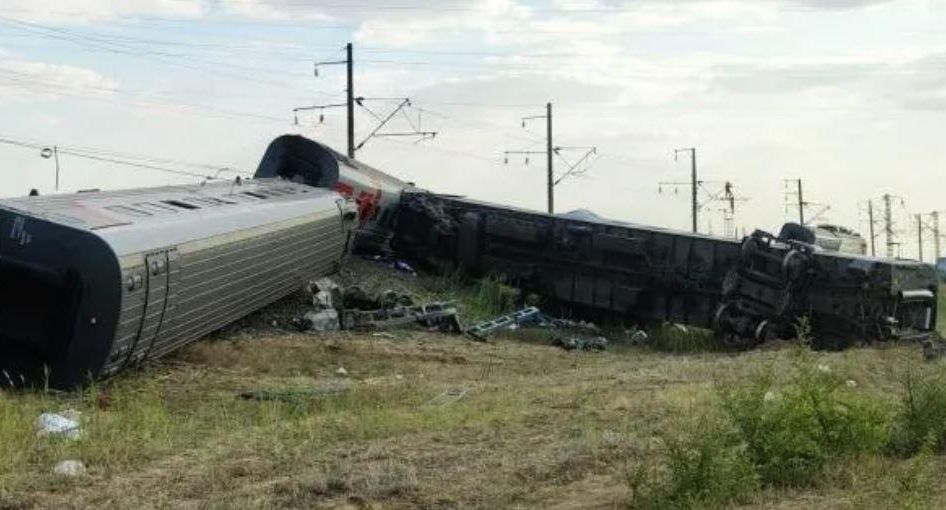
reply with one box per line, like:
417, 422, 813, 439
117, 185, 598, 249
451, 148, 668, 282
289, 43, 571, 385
0, 60, 118, 102
215, 0, 334, 21
410, 74, 622, 107
0, 0, 203, 24
784, 0, 895, 10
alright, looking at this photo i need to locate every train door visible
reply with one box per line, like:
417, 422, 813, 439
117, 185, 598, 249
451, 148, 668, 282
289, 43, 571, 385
121, 248, 177, 368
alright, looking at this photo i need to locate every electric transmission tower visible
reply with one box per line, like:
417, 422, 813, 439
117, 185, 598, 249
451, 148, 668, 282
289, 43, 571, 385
502, 102, 597, 214
658, 149, 747, 235
292, 42, 436, 158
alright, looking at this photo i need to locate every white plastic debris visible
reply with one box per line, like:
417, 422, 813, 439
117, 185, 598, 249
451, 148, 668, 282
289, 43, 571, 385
53, 460, 86, 477
335, 366, 349, 377
846, 379, 857, 388
817, 364, 831, 373
763, 391, 777, 403
36, 410, 81, 440
628, 330, 649, 345
304, 308, 339, 332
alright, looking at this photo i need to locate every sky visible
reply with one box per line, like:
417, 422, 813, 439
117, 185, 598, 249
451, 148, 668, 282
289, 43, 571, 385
0, 0, 944, 259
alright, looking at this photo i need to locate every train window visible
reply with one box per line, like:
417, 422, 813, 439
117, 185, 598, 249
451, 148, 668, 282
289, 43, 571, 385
189, 197, 235, 207
162, 200, 200, 210
134, 202, 179, 214
105, 205, 152, 217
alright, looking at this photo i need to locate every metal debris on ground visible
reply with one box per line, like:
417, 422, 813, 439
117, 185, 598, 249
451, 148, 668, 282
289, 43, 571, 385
239, 379, 351, 403
626, 329, 649, 345
308, 277, 342, 309
363, 254, 417, 276
343, 302, 461, 333
923, 337, 946, 362
342, 286, 413, 310
302, 308, 340, 332
53, 460, 86, 477
426, 387, 470, 407
465, 307, 605, 341
465, 307, 542, 340
552, 336, 609, 351
36, 410, 81, 440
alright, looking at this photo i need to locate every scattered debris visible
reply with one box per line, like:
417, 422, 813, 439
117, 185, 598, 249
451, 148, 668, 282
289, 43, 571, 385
309, 277, 342, 309
626, 329, 649, 345
465, 307, 604, 341
426, 387, 470, 407
465, 307, 542, 340
36, 410, 81, 440
846, 379, 858, 388
922, 337, 946, 362
364, 254, 417, 277
341, 285, 376, 310
53, 460, 86, 477
552, 336, 608, 351
342, 286, 413, 310
344, 302, 461, 332
335, 367, 349, 377
239, 379, 351, 403
372, 332, 396, 339
303, 308, 340, 332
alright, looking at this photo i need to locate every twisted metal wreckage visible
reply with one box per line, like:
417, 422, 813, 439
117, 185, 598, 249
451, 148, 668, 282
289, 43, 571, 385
0, 135, 938, 388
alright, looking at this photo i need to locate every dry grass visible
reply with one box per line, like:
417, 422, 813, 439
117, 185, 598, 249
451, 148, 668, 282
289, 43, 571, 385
2, 335, 944, 509
0, 266, 944, 509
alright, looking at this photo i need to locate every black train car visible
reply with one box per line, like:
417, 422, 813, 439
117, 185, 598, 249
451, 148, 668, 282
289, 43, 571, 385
0, 179, 355, 388
394, 191, 938, 348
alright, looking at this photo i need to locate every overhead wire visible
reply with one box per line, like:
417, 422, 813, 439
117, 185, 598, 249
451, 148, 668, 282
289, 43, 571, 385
0, 15, 340, 96
0, 136, 250, 180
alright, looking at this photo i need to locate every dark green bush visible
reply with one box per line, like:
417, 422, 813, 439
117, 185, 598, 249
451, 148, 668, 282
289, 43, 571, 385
720, 363, 890, 487
629, 415, 758, 510
889, 368, 946, 456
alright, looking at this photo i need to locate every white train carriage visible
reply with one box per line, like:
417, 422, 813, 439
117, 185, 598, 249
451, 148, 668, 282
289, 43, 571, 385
0, 179, 355, 388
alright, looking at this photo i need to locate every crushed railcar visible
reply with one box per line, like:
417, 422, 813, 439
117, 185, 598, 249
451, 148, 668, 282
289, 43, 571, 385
0, 179, 355, 389
254, 134, 410, 251
393, 191, 938, 348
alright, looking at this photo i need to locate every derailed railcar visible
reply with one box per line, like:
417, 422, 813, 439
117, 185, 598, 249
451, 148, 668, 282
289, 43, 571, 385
394, 191, 743, 329
0, 179, 355, 388
395, 191, 938, 348
255, 134, 410, 251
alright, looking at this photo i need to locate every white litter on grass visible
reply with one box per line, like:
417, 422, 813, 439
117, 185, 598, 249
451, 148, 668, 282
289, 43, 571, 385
53, 460, 86, 477
36, 410, 81, 440
335, 366, 349, 377
817, 364, 831, 373
846, 379, 857, 388
763, 391, 777, 403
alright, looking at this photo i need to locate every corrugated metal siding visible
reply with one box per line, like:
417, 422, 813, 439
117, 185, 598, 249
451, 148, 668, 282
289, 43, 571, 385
99, 210, 347, 376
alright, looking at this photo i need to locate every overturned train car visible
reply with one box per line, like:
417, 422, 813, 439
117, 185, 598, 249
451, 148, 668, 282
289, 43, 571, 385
393, 192, 938, 348
0, 179, 355, 388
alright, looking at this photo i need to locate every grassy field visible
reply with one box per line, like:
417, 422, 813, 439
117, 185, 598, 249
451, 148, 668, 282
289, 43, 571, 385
1, 267, 945, 509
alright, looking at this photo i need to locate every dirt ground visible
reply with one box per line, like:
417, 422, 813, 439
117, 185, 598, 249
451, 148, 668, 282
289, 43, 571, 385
1, 330, 943, 509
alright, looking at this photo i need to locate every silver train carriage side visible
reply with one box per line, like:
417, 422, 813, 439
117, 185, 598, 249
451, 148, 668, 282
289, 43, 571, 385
254, 135, 411, 251
0, 179, 356, 389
